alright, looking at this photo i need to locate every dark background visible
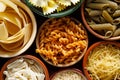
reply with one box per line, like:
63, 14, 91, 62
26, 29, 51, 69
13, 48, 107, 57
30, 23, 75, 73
0, 1, 103, 77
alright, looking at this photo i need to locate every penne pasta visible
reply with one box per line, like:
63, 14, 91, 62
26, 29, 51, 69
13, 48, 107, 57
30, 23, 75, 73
106, 8, 115, 14
85, 0, 120, 37
105, 31, 113, 38
94, 0, 118, 10
91, 16, 106, 23
86, 3, 109, 10
87, 9, 102, 17
87, 19, 96, 25
114, 0, 120, 3
89, 23, 116, 31
112, 17, 120, 25
102, 10, 113, 23
113, 28, 120, 36
113, 10, 120, 17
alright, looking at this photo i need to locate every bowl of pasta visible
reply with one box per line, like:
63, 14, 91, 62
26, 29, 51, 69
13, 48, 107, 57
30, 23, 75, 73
83, 41, 120, 80
0, 55, 50, 80
23, 0, 84, 18
36, 17, 88, 67
0, 0, 37, 57
50, 68, 87, 80
81, 0, 120, 40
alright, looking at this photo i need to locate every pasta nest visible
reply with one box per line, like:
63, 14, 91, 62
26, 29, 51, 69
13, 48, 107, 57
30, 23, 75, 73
28, 0, 80, 15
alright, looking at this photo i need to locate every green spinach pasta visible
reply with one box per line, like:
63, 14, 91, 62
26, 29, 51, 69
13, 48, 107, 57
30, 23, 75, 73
85, 0, 120, 38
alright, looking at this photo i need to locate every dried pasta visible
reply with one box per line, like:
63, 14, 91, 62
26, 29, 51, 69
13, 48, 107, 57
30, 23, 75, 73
36, 17, 88, 66
86, 43, 120, 80
85, 0, 120, 38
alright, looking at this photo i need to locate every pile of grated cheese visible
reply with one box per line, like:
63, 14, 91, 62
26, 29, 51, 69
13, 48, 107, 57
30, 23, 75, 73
86, 44, 120, 80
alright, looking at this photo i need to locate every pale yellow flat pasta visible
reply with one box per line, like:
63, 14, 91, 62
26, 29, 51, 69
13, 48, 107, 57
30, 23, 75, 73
0, 2, 6, 12
0, 29, 24, 44
0, 22, 8, 40
0, 0, 33, 52
0, 12, 22, 29
0, 38, 24, 51
4, 20, 20, 35
23, 23, 32, 45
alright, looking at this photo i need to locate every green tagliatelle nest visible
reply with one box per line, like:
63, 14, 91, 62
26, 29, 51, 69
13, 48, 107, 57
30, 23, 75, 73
29, 0, 80, 15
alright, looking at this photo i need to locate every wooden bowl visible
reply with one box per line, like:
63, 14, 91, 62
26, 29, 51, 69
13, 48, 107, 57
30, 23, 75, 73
50, 68, 87, 80
0, 0, 37, 57
36, 17, 88, 67
24, 0, 84, 18
81, 1, 120, 40
0, 55, 50, 80
83, 41, 120, 80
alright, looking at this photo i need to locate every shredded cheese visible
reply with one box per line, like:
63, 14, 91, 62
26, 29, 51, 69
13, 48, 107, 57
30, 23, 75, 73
86, 44, 120, 80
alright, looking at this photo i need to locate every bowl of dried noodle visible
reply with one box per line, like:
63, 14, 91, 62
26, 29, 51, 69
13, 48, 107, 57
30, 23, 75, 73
0, 55, 50, 80
0, 0, 37, 57
50, 68, 87, 80
24, 0, 84, 18
36, 17, 88, 67
83, 41, 120, 80
81, 0, 120, 40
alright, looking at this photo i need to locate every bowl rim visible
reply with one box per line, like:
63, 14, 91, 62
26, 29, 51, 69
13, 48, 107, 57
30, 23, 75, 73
50, 68, 87, 80
0, 0, 37, 58
0, 55, 50, 80
24, 0, 84, 18
82, 41, 120, 80
81, 1, 120, 40
36, 17, 88, 67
